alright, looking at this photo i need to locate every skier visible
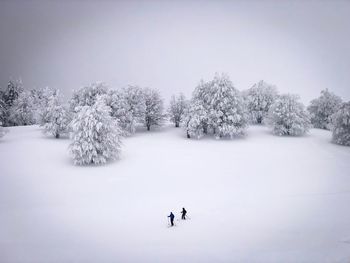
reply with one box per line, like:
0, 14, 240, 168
181, 207, 187, 220
168, 212, 175, 226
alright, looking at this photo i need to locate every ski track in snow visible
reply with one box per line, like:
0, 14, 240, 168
0, 124, 350, 263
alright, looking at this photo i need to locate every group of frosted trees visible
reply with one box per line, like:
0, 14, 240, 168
0, 80, 166, 164
0, 79, 49, 137
1, 74, 350, 165
68, 84, 165, 165
177, 74, 349, 145
180, 74, 310, 138
0, 80, 69, 133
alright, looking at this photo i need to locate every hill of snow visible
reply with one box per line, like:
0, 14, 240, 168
1, 125, 350, 262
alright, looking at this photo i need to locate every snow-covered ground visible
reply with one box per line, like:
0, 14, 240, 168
1, 125, 350, 263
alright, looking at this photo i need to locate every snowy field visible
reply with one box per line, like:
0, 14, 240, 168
1, 125, 350, 263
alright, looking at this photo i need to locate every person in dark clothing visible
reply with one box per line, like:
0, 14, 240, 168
181, 207, 187, 220
168, 212, 175, 226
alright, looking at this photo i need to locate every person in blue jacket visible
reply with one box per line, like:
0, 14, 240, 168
168, 212, 175, 226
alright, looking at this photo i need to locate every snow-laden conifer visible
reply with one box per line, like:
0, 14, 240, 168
307, 89, 342, 130
42, 90, 71, 138
245, 80, 278, 124
69, 96, 122, 165
143, 88, 165, 131
168, 93, 188, 127
266, 94, 310, 136
331, 101, 350, 146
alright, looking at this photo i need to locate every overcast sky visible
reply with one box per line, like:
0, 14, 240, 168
0, 0, 349, 103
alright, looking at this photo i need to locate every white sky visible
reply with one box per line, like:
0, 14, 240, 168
0, 0, 349, 104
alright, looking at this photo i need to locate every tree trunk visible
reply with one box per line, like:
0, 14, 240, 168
55, 133, 60, 139
147, 125, 150, 131
187, 131, 190, 138
175, 122, 179, 128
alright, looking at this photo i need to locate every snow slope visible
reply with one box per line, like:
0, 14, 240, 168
0, 125, 350, 263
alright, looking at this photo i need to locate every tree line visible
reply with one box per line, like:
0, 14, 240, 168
0, 74, 349, 165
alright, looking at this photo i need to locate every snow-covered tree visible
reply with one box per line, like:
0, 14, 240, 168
37, 87, 58, 126
266, 94, 311, 136
182, 99, 207, 139
307, 89, 342, 130
142, 88, 165, 131
28, 87, 55, 125
122, 85, 146, 129
245, 80, 278, 124
208, 73, 248, 138
69, 96, 122, 165
187, 80, 211, 135
69, 82, 108, 113
168, 93, 188, 127
0, 79, 24, 126
29, 89, 42, 124
9, 91, 35, 126
184, 73, 248, 139
42, 90, 71, 138
102, 90, 134, 136
3, 79, 23, 108
331, 101, 350, 146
